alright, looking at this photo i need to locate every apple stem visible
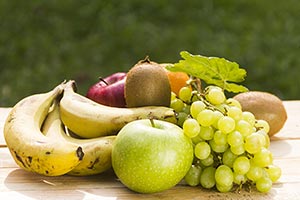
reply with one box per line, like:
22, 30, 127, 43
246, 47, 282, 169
149, 117, 155, 128
98, 77, 109, 86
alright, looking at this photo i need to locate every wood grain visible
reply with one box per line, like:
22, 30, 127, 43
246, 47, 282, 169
1, 101, 300, 199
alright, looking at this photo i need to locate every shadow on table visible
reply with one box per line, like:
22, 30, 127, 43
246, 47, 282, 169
4, 168, 280, 200
269, 138, 294, 158
4, 168, 125, 200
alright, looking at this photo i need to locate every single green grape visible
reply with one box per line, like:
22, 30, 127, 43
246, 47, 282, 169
241, 111, 256, 126
223, 149, 238, 168
244, 132, 265, 154
184, 165, 202, 186
236, 119, 253, 138
177, 112, 189, 127
226, 98, 242, 109
257, 130, 270, 148
255, 119, 270, 133
218, 116, 236, 134
179, 86, 192, 102
200, 154, 214, 167
213, 130, 227, 145
200, 166, 216, 189
199, 126, 214, 140
246, 162, 264, 182
182, 104, 191, 115
227, 106, 243, 121
233, 156, 250, 175
265, 165, 282, 183
205, 86, 226, 105
215, 165, 234, 187
197, 109, 215, 127
170, 98, 184, 112
183, 118, 201, 138
230, 144, 245, 155
253, 147, 273, 167
209, 139, 229, 153
256, 176, 273, 193
227, 131, 243, 147
194, 141, 211, 160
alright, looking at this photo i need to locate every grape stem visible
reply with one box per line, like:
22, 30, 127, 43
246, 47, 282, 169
187, 76, 202, 93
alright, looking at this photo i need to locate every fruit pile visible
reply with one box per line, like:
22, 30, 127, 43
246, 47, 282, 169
3, 51, 286, 194
4, 80, 176, 176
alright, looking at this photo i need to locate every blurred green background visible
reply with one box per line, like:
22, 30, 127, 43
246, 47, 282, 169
1, 0, 299, 107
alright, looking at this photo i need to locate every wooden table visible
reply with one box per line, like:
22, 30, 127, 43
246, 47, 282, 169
1, 101, 300, 200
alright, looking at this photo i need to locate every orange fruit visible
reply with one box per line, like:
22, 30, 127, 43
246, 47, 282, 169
167, 71, 190, 96
161, 65, 190, 96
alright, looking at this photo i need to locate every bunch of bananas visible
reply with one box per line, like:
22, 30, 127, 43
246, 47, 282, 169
3, 80, 177, 176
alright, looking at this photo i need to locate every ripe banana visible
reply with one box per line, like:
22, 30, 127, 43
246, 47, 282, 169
4, 83, 84, 176
60, 80, 177, 138
42, 100, 115, 176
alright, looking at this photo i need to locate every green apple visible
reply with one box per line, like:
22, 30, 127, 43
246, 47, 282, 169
112, 119, 194, 193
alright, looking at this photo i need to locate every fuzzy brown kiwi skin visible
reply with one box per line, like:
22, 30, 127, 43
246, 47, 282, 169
233, 91, 287, 137
125, 57, 171, 108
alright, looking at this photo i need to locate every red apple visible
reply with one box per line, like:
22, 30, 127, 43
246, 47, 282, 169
86, 72, 127, 107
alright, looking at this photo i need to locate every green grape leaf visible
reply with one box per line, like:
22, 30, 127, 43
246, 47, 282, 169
166, 51, 248, 93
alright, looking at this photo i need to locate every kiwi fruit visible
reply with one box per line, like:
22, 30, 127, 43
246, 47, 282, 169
125, 57, 171, 107
233, 91, 287, 137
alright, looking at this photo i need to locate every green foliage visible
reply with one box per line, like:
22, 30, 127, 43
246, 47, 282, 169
167, 51, 248, 93
1, 0, 299, 106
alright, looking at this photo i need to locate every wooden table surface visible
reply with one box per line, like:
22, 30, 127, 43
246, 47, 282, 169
1, 101, 300, 200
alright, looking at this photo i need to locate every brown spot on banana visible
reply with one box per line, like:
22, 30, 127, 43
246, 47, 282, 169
76, 147, 84, 161
13, 150, 26, 168
88, 157, 100, 170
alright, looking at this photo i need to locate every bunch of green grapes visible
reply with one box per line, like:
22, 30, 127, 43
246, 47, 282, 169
170, 84, 281, 193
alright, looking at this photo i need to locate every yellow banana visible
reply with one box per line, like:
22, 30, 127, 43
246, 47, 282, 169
42, 100, 115, 176
4, 83, 84, 176
60, 80, 177, 138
